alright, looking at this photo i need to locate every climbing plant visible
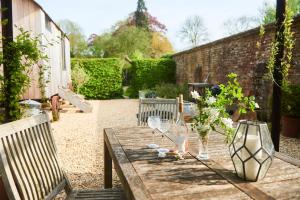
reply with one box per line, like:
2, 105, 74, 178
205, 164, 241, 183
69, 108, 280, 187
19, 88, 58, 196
1, 28, 47, 121
263, 2, 295, 89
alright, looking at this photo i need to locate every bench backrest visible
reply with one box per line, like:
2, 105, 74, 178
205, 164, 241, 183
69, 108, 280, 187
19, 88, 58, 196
0, 113, 69, 200
138, 98, 179, 126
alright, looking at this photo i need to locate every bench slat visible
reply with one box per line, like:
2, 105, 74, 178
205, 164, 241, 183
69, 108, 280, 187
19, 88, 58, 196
3, 136, 29, 199
11, 133, 37, 200
17, 130, 43, 199
28, 126, 52, 194
35, 124, 56, 189
43, 121, 65, 182
40, 123, 62, 185
23, 129, 47, 197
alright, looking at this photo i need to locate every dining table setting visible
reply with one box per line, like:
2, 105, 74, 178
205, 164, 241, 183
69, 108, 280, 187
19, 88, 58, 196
103, 118, 300, 200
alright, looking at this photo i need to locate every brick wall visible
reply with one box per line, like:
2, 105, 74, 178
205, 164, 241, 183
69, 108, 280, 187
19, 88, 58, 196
173, 15, 300, 121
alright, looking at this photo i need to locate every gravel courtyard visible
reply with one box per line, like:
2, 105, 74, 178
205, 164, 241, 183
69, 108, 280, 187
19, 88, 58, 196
51, 100, 138, 190
51, 99, 300, 190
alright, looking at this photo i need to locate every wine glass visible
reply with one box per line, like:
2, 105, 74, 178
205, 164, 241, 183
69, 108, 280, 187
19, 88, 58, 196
147, 116, 161, 149
157, 119, 171, 153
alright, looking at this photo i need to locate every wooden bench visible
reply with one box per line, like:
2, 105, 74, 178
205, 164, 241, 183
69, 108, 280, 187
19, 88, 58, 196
0, 113, 125, 200
138, 98, 179, 126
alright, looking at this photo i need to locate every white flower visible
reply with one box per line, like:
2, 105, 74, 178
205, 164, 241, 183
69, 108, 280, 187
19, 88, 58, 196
191, 90, 200, 99
203, 107, 219, 123
221, 117, 233, 128
196, 123, 210, 132
206, 96, 216, 105
254, 103, 259, 109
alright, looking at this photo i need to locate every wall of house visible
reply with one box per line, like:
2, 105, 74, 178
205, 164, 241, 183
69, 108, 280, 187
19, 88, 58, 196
173, 15, 300, 120
7, 0, 71, 99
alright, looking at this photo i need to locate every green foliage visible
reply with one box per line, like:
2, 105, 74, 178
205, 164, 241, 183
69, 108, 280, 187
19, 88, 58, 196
90, 26, 151, 58
0, 28, 46, 121
134, 0, 148, 29
71, 58, 123, 99
192, 73, 258, 143
281, 85, 300, 117
260, 0, 300, 24
154, 83, 189, 100
216, 73, 258, 115
71, 62, 89, 93
130, 58, 176, 96
265, 3, 295, 89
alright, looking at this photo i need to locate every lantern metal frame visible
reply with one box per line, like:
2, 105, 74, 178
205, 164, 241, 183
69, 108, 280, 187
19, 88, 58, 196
229, 120, 275, 181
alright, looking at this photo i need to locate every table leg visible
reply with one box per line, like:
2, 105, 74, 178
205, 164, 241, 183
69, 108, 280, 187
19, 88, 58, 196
104, 140, 112, 188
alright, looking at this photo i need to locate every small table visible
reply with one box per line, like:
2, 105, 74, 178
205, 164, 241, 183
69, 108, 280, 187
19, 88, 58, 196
104, 127, 300, 200
188, 82, 213, 94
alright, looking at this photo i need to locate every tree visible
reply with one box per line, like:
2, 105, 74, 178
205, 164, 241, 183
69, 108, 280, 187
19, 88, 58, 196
58, 19, 88, 57
178, 15, 209, 47
223, 16, 260, 36
88, 0, 173, 58
151, 32, 174, 57
134, 0, 148, 29
259, 0, 300, 24
90, 26, 151, 58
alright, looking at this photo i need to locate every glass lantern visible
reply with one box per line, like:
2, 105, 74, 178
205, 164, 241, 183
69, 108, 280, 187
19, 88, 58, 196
229, 120, 275, 181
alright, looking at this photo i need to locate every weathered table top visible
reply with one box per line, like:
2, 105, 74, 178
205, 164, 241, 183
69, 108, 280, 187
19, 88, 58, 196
103, 127, 300, 200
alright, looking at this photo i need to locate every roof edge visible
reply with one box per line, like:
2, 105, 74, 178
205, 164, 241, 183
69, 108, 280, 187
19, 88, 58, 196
32, 0, 69, 40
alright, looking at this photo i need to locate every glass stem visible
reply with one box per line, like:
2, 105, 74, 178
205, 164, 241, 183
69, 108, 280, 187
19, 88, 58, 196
152, 129, 155, 144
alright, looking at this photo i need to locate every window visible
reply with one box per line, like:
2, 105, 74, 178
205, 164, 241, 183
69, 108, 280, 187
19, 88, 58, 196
61, 37, 66, 70
45, 15, 52, 32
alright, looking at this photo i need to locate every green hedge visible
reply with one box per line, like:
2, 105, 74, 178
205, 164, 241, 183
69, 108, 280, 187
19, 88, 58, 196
71, 58, 123, 99
130, 58, 176, 96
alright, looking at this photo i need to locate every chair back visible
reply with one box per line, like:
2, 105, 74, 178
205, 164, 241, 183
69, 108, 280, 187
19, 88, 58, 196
0, 113, 69, 200
138, 98, 179, 126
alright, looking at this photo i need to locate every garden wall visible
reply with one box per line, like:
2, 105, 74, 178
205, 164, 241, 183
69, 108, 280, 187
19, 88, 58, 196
173, 15, 300, 120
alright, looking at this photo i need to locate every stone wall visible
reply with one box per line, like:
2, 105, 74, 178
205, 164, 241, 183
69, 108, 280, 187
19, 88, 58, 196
173, 15, 300, 121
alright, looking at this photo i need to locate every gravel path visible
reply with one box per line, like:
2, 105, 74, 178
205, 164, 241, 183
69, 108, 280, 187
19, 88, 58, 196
51, 99, 299, 192
51, 100, 138, 190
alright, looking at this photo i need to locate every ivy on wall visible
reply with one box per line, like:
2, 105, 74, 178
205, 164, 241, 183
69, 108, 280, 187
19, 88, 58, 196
1, 28, 46, 122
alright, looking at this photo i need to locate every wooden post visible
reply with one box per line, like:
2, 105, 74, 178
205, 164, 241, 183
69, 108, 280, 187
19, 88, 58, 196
271, 0, 286, 151
104, 140, 112, 188
1, 0, 14, 123
0, 0, 13, 198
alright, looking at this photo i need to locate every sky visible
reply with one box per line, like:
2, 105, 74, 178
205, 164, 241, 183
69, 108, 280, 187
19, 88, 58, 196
35, 0, 275, 51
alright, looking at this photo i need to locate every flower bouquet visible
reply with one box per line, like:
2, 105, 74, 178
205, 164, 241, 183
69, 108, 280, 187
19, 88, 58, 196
191, 73, 258, 160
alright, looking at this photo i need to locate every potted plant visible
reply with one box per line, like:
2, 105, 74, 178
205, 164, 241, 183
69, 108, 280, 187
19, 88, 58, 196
281, 85, 300, 138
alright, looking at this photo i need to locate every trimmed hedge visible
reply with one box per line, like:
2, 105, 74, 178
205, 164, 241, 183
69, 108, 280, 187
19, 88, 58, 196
71, 58, 123, 99
130, 58, 176, 96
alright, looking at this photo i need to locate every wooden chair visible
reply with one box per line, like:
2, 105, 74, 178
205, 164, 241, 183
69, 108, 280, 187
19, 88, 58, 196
0, 113, 125, 200
137, 98, 179, 126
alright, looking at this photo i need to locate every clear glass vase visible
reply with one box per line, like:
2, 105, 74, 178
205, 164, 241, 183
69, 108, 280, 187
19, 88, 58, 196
197, 134, 209, 160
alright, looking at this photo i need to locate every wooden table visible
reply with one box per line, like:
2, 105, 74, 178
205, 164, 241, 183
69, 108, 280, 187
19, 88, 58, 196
103, 127, 300, 200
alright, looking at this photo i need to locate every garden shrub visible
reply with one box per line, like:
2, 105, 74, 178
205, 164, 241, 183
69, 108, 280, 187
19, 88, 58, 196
71, 58, 123, 99
154, 83, 189, 100
71, 62, 89, 93
130, 58, 176, 96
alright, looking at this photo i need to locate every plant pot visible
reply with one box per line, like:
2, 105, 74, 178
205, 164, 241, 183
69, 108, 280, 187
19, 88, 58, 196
282, 115, 300, 138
